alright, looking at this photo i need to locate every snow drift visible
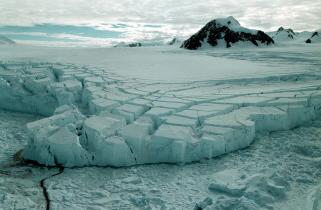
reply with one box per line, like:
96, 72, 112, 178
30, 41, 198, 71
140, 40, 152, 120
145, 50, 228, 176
181, 16, 274, 49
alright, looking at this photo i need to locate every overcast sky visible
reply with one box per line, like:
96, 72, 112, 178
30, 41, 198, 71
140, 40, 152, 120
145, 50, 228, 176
0, 0, 320, 46
1, 0, 320, 30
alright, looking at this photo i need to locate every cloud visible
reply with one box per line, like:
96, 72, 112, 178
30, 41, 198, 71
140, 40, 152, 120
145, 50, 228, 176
0, 0, 320, 40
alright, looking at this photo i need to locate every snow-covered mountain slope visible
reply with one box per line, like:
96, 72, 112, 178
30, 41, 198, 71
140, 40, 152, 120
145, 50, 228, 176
268, 27, 321, 45
306, 31, 321, 43
181, 16, 274, 49
271, 27, 296, 42
0, 35, 15, 45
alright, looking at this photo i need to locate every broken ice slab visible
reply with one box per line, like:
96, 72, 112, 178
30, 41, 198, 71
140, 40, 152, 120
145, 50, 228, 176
202, 121, 255, 154
151, 101, 188, 111
23, 106, 87, 166
128, 98, 152, 106
93, 136, 136, 166
213, 95, 275, 106
84, 76, 105, 85
3, 61, 319, 167
82, 115, 126, 151
88, 98, 120, 114
145, 107, 175, 117
62, 80, 82, 93
45, 128, 89, 166
23, 77, 51, 93
120, 122, 151, 162
114, 104, 148, 119
148, 124, 194, 163
208, 169, 247, 196
162, 115, 200, 128
264, 97, 309, 106
190, 103, 237, 111
176, 103, 237, 120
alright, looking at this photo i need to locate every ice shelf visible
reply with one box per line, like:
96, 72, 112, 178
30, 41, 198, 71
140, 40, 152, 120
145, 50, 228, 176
1, 61, 321, 167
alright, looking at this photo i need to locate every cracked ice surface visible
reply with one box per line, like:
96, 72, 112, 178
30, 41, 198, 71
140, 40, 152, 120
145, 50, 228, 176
2, 109, 321, 209
0, 46, 321, 167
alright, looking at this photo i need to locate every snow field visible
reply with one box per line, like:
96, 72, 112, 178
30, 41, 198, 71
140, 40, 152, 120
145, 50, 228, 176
1, 109, 321, 209
43, 117, 321, 209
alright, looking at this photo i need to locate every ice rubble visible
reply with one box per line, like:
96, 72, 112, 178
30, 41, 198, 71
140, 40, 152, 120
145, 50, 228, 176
0, 62, 82, 116
1, 61, 321, 167
208, 169, 290, 209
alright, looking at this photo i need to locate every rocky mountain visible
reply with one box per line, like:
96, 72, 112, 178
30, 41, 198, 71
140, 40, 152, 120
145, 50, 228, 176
272, 27, 296, 41
0, 35, 15, 45
168, 37, 182, 46
306, 31, 321, 43
181, 16, 274, 50
114, 42, 142, 48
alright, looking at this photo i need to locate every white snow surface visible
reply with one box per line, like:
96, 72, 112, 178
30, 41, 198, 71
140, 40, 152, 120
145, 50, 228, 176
0, 45, 310, 82
210, 16, 256, 35
1, 42, 321, 209
0, 43, 321, 167
1, 109, 321, 209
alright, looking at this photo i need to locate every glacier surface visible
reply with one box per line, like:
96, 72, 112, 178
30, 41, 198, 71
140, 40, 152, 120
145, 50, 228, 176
0, 44, 321, 167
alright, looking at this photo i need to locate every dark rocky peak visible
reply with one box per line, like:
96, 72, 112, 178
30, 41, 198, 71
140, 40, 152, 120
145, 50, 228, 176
274, 27, 296, 39
277, 27, 285, 32
168, 38, 180, 45
114, 42, 142, 48
311, 31, 319, 38
306, 31, 320, 43
128, 42, 142, 47
181, 16, 274, 50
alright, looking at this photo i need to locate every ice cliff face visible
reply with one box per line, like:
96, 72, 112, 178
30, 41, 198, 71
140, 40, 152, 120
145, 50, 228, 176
181, 16, 274, 49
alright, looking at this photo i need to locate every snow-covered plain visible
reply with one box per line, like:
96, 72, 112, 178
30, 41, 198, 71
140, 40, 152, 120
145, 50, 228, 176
1, 109, 321, 209
0, 43, 321, 209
